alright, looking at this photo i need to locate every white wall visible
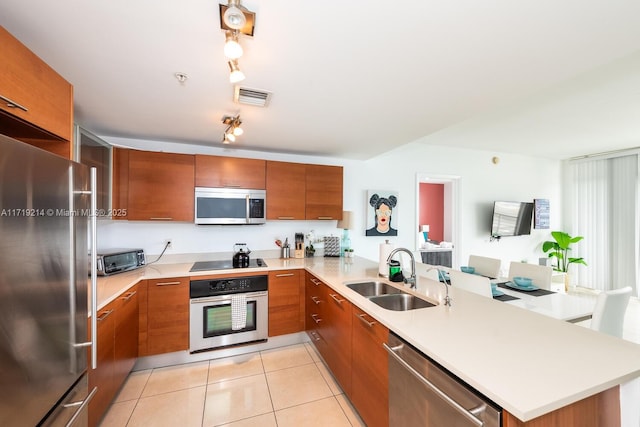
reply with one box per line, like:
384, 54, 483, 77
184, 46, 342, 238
100, 136, 561, 272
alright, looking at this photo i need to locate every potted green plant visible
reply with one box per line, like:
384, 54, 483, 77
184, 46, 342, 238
542, 231, 587, 290
542, 231, 587, 272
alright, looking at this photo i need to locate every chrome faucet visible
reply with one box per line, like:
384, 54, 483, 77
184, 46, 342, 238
427, 267, 452, 307
387, 248, 417, 289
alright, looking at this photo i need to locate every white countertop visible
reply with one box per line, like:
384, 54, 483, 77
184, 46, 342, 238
94, 255, 640, 422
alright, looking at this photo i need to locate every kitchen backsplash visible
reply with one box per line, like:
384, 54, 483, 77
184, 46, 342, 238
96, 219, 340, 258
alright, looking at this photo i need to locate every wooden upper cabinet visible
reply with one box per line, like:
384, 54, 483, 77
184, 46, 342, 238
195, 155, 266, 189
0, 26, 73, 152
266, 161, 306, 220
305, 164, 343, 220
126, 150, 195, 221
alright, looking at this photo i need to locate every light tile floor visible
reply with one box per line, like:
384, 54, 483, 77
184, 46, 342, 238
100, 343, 365, 427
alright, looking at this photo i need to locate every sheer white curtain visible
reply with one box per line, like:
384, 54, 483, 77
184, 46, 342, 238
566, 153, 639, 296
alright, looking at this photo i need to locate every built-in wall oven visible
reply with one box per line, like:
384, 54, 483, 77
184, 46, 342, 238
189, 275, 268, 353
385, 332, 502, 427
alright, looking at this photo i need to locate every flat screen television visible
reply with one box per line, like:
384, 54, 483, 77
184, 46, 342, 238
491, 201, 534, 237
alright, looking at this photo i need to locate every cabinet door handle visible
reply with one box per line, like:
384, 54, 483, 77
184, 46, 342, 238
356, 313, 377, 328
276, 273, 295, 277
0, 94, 28, 112
309, 331, 321, 342
155, 281, 181, 286
97, 309, 113, 322
329, 293, 345, 304
121, 290, 137, 301
310, 278, 321, 286
311, 314, 322, 324
149, 217, 173, 220
311, 296, 323, 305
317, 216, 333, 220
277, 216, 295, 220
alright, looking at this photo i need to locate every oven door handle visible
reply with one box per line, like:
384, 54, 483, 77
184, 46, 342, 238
383, 343, 484, 427
190, 291, 267, 304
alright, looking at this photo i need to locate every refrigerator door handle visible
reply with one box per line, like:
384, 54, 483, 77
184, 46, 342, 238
62, 386, 97, 427
90, 167, 98, 369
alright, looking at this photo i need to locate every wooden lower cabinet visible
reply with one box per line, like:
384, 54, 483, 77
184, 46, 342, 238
351, 306, 389, 427
113, 286, 139, 390
503, 386, 620, 427
144, 277, 189, 355
88, 285, 139, 427
323, 286, 352, 396
268, 270, 304, 336
305, 273, 352, 396
305, 272, 330, 359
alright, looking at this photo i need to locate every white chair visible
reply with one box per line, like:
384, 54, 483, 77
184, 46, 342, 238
508, 262, 553, 290
590, 287, 632, 338
415, 262, 443, 282
468, 255, 502, 279
449, 270, 493, 298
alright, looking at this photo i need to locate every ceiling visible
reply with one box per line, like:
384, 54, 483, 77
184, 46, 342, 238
1, 1, 640, 160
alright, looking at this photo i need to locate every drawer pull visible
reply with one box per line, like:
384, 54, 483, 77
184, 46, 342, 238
0, 94, 28, 112
329, 293, 345, 304
356, 313, 377, 328
277, 216, 295, 220
149, 217, 173, 220
317, 216, 333, 220
121, 290, 137, 301
156, 281, 181, 286
310, 278, 321, 286
311, 296, 323, 305
97, 309, 113, 322
275, 273, 295, 277
311, 314, 322, 324
309, 331, 321, 342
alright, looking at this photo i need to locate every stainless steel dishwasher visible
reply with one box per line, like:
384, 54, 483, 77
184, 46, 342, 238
384, 332, 502, 427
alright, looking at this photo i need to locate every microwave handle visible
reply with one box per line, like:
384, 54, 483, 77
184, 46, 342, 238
245, 195, 250, 224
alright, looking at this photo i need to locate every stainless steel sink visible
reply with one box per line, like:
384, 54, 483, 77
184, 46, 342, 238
346, 281, 403, 297
369, 293, 435, 311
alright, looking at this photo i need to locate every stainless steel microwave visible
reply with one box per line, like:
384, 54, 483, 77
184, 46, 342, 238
194, 187, 266, 225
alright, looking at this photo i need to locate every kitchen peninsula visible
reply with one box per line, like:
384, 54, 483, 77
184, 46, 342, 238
94, 255, 640, 425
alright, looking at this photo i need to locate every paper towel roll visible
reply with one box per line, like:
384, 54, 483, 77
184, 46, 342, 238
379, 240, 394, 276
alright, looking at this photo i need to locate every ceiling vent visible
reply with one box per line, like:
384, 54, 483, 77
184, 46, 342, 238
234, 86, 272, 107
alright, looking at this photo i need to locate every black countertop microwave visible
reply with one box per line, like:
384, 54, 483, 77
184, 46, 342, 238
194, 187, 266, 225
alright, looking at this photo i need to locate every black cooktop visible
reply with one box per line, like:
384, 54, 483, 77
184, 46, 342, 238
189, 258, 267, 272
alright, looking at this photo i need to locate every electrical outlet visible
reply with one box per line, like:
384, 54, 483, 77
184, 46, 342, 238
165, 239, 172, 249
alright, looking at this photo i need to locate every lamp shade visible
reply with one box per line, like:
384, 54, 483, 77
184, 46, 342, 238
337, 211, 353, 230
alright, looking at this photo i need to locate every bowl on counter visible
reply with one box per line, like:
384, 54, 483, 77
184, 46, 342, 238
513, 276, 533, 287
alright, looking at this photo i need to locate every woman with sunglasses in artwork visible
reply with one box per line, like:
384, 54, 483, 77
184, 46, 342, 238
366, 193, 398, 236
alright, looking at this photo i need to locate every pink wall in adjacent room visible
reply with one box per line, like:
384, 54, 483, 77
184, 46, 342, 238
419, 183, 444, 242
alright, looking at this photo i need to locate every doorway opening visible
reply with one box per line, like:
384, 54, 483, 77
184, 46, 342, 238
415, 173, 461, 268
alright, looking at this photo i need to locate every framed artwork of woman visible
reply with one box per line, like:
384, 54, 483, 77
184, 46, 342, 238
366, 191, 398, 236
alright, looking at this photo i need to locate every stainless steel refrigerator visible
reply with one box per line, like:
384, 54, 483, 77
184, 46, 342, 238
0, 134, 97, 426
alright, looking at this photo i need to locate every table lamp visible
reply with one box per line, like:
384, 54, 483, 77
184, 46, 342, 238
337, 211, 353, 257
421, 225, 430, 243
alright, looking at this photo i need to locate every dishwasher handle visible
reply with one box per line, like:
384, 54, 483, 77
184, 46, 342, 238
383, 343, 484, 427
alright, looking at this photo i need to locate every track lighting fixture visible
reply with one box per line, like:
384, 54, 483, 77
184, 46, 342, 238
221, 115, 243, 144
224, 31, 243, 59
228, 60, 245, 83
220, 1, 255, 83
